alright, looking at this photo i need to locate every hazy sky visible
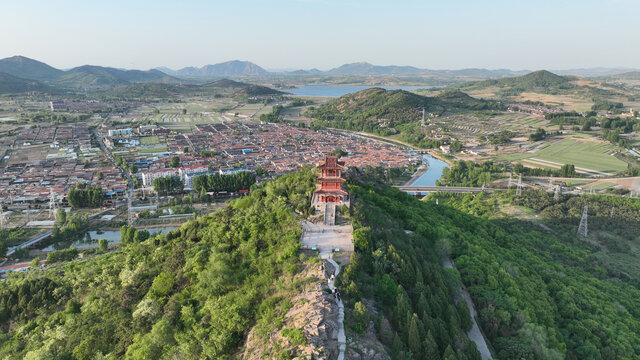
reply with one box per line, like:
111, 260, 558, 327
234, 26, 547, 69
1, 0, 638, 71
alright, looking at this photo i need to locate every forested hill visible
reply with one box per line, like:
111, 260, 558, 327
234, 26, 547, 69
306, 88, 504, 147
0, 72, 52, 95
340, 174, 640, 359
2, 168, 639, 359
450, 70, 575, 95
0, 169, 317, 359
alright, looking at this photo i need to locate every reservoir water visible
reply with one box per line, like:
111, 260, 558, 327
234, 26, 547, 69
43, 226, 179, 252
410, 154, 450, 186
285, 85, 433, 98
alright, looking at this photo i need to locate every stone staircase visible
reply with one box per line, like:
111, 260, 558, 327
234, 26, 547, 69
324, 203, 336, 226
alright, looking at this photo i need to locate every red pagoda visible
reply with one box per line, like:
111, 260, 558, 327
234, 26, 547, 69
312, 155, 350, 211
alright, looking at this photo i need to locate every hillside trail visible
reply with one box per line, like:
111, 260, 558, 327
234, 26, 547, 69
301, 220, 352, 360
443, 258, 493, 360
325, 255, 346, 360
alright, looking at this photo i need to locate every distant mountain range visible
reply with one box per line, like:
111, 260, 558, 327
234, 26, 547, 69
0, 55, 638, 95
0, 55, 180, 89
156, 60, 268, 77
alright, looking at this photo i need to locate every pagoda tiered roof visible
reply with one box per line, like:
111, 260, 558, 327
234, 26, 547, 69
317, 156, 345, 169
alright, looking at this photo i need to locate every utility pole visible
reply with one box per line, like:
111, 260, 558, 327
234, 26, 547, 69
577, 205, 588, 237
49, 187, 57, 219
516, 174, 522, 197
0, 202, 5, 229
127, 190, 134, 226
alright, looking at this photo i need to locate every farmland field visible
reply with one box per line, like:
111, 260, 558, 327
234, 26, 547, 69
140, 136, 160, 145
498, 138, 628, 174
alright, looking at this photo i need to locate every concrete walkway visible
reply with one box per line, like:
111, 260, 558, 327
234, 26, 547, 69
444, 258, 493, 360
325, 255, 346, 360
301, 221, 351, 360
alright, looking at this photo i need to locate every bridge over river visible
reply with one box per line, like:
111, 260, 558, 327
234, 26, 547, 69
395, 185, 495, 193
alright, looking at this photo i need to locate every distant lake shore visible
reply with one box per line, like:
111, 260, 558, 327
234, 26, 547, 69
285, 85, 437, 97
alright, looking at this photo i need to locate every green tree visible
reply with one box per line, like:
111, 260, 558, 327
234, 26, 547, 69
353, 301, 369, 332
55, 208, 67, 225
442, 345, 457, 360
98, 238, 108, 252
424, 331, 440, 360
408, 313, 423, 358
170, 156, 180, 168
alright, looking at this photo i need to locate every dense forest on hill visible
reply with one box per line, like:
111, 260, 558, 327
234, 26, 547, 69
449, 70, 575, 96
339, 178, 481, 359
306, 88, 504, 147
342, 178, 640, 359
0, 168, 317, 359
2, 167, 640, 359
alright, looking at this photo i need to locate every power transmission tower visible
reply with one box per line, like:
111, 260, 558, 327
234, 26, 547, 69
516, 174, 522, 197
548, 177, 553, 191
508, 172, 513, 189
554, 185, 561, 201
420, 107, 426, 127
49, 187, 57, 219
577, 205, 588, 237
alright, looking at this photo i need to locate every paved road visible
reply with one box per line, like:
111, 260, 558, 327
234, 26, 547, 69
93, 114, 134, 190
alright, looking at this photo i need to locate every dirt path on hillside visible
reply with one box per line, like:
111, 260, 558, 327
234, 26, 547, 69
444, 258, 493, 360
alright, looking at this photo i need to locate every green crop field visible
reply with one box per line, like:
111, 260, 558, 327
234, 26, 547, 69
138, 146, 168, 153
140, 136, 160, 145
498, 138, 628, 174
533, 140, 626, 173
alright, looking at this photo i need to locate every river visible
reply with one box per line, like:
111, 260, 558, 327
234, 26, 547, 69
409, 154, 450, 187
42, 226, 178, 252
284, 85, 434, 98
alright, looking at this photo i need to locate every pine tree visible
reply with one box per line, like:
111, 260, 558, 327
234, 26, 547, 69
391, 332, 405, 356
408, 314, 423, 358
457, 300, 473, 332
443, 345, 457, 360
424, 330, 440, 360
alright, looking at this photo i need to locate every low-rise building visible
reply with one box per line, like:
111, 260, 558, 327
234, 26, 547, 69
141, 169, 179, 187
